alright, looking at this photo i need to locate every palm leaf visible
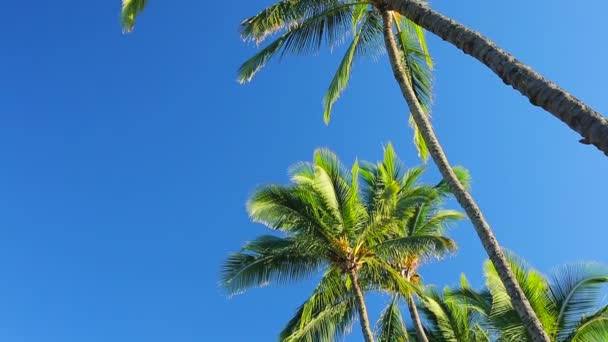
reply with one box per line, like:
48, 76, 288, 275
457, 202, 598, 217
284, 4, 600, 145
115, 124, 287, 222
238, 3, 354, 83
221, 235, 324, 295
376, 296, 408, 342
121, 0, 147, 33
549, 263, 608, 341
281, 268, 356, 342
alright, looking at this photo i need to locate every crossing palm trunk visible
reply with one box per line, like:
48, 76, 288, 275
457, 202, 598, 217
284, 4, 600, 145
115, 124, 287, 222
406, 292, 429, 342
379, 8, 551, 342
382, 0, 608, 156
349, 270, 375, 342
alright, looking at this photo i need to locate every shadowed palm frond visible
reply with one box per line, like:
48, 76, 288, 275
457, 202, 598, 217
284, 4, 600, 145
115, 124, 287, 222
323, 9, 382, 124
281, 268, 356, 342
376, 296, 408, 342
549, 263, 608, 341
221, 235, 325, 295
238, 3, 354, 83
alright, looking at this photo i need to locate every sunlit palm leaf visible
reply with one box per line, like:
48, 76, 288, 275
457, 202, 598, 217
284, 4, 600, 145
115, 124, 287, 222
121, 0, 147, 33
281, 268, 356, 342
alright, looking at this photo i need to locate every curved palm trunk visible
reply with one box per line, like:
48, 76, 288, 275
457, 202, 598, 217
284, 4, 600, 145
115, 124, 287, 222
382, 0, 608, 156
379, 9, 551, 342
349, 270, 375, 342
406, 292, 429, 342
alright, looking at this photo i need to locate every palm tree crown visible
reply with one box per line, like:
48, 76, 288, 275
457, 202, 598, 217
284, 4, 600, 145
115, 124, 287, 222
222, 144, 463, 341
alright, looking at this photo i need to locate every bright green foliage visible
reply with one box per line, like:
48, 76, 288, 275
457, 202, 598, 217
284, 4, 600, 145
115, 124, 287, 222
415, 284, 491, 342
376, 296, 409, 342
415, 255, 608, 342
483, 255, 608, 341
239, 1, 434, 160
221, 144, 465, 341
121, 0, 147, 33
277, 144, 467, 341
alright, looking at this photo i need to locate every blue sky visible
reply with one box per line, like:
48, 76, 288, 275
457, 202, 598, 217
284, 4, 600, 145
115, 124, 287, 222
0, 1, 607, 341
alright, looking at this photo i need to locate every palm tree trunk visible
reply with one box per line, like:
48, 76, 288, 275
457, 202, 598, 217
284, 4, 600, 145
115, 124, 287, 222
382, 0, 608, 157
406, 292, 429, 342
379, 9, 551, 342
349, 270, 375, 342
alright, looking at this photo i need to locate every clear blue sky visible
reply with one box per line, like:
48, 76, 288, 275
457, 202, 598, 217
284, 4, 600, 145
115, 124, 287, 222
0, 1, 606, 341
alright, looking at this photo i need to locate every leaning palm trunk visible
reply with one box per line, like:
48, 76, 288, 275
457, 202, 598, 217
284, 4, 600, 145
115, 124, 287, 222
406, 292, 429, 342
349, 270, 375, 342
379, 9, 551, 342
382, 0, 608, 156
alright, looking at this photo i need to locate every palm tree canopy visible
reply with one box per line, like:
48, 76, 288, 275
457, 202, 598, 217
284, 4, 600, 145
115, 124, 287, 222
239, 1, 434, 160
277, 144, 468, 341
221, 144, 467, 341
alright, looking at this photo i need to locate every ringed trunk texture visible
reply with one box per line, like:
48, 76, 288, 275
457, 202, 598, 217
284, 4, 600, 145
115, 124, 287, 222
349, 270, 375, 342
383, 0, 608, 156
379, 9, 551, 342
406, 292, 429, 342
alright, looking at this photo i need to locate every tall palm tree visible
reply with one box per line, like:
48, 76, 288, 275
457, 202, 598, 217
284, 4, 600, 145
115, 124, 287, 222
282, 144, 465, 342
381, 0, 608, 157
222, 147, 455, 342
120, 1, 608, 156
359, 144, 466, 342
121, 1, 551, 339
234, 2, 549, 340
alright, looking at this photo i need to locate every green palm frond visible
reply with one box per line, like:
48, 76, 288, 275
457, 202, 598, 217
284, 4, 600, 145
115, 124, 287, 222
569, 316, 608, 342
238, 3, 354, 83
323, 10, 376, 124
435, 166, 472, 195
372, 235, 457, 262
451, 274, 493, 317
241, 0, 344, 43
401, 165, 426, 190
247, 184, 338, 243
376, 296, 408, 342
281, 268, 356, 342
221, 235, 324, 295
549, 263, 608, 341
419, 287, 469, 341
121, 0, 147, 33
484, 253, 556, 340
391, 14, 434, 162
312, 148, 354, 230
410, 209, 464, 236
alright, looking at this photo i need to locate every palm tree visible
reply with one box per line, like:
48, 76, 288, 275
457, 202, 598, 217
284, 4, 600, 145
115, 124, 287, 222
235, 2, 549, 340
413, 255, 608, 341
381, 0, 608, 157
120, 1, 608, 156
282, 144, 465, 342
121, 1, 551, 339
221, 147, 455, 342
359, 145, 466, 342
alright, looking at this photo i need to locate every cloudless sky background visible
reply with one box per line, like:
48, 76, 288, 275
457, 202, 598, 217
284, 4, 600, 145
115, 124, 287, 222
0, 1, 607, 341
